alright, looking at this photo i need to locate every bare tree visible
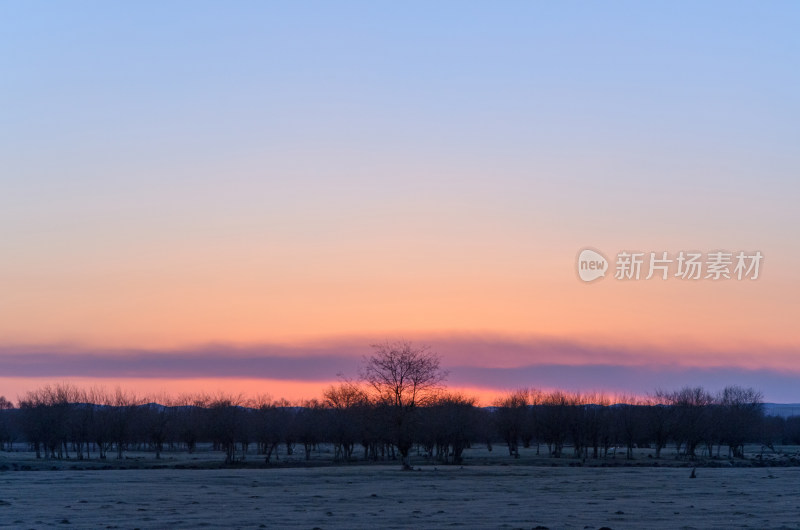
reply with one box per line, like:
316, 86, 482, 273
3, 379, 773, 467
537, 391, 573, 458
0, 396, 17, 451
140, 400, 170, 459
664, 386, 714, 459
294, 399, 324, 461
251, 396, 291, 464
18, 384, 84, 459
171, 393, 206, 454
717, 386, 763, 458
205, 392, 245, 464
361, 341, 447, 409
582, 392, 611, 459
360, 340, 447, 469
85, 387, 114, 459
613, 396, 644, 460
428, 392, 478, 464
493, 389, 529, 458
644, 393, 674, 459
106, 387, 144, 460
324, 381, 369, 462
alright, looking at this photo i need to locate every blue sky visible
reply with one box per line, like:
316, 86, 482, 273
1, 2, 798, 401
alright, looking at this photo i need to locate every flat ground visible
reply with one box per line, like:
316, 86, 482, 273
1, 465, 799, 529
1, 445, 799, 529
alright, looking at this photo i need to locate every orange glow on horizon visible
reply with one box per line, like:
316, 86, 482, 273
0, 377, 652, 408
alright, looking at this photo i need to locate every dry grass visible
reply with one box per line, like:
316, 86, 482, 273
1, 446, 799, 529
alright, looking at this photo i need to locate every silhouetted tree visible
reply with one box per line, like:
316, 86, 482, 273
140, 402, 170, 459
1, 378, 777, 467
360, 340, 447, 469
666, 386, 713, 459
252, 397, 291, 464
644, 394, 674, 459
170, 394, 206, 453
430, 392, 478, 464
717, 386, 764, 458
0, 396, 18, 451
537, 391, 572, 457
614, 399, 644, 460
493, 389, 529, 457
294, 399, 324, 461
205, 393, 245, 464
107, 388, 143, 459
324, 381, 369, 462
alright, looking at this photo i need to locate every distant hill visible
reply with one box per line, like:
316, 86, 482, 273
764, 403, 800, 418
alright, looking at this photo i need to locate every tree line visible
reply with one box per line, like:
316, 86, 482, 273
0, 342, 797, 466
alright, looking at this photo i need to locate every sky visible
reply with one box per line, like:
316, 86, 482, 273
1, 2, 799, 403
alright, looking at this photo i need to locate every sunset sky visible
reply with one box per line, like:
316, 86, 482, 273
2, 2, 799, 403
